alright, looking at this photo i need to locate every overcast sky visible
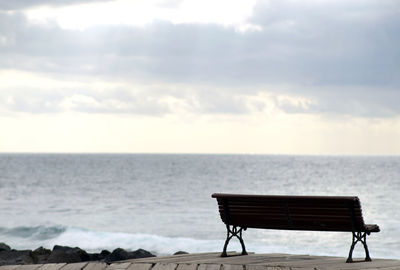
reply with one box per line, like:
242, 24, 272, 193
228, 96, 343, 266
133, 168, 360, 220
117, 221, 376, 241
0, 0, 399, 154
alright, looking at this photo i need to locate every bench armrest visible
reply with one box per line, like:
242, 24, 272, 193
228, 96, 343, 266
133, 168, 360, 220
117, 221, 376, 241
364, 224, 380, 233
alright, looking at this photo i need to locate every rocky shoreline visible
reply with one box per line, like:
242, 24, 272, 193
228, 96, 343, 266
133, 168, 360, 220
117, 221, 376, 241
0, 243, 158, 266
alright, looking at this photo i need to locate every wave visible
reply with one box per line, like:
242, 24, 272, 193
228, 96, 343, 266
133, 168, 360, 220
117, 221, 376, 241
0, 225, 236, 255
0, 225, 67, 240
0, 225, 302, 256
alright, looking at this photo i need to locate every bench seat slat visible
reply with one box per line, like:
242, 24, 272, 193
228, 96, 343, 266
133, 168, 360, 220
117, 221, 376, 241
229, 224, 359, 232
218, 203, 361, 212
216, 199, 358, 206
218, 208, 362, 216
219, 211, 362, 217
221, 213, 362, 224
227, 217, 364, 229
213, 193, 358, 201
218, 200, 358, 207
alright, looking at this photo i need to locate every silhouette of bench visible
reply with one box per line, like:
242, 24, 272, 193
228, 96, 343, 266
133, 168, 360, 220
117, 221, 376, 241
212, 193, 380, 263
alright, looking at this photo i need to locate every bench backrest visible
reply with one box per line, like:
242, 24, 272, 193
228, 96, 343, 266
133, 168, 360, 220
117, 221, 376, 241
212, 193, 367, 232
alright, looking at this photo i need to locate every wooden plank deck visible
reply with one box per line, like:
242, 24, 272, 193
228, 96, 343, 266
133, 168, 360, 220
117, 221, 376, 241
1, 253, 399, 270
127, 252, 400, 269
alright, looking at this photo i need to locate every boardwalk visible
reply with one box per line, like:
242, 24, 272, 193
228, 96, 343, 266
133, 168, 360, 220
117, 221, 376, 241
1, 253, 399, 270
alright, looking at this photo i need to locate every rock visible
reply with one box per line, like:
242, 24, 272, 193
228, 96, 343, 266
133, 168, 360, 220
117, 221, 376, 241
33, 247, 51, 255
0, 243, 11, 252
87, 250, 110, 262
99, 250, 111, 260
105, 248, 128, 262
0, 250, 34, 266
87, 253, 100, 261
129, 249, 155, 259
47, 245, 90, 263
0, 242, 11, 252
0, 245, 154, 265
105, 248, 155, 263
173, 251, 189, 255
30, 247, 51, 264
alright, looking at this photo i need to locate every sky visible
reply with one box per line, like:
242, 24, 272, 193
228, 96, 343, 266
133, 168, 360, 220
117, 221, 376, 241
0, 0, 399, 154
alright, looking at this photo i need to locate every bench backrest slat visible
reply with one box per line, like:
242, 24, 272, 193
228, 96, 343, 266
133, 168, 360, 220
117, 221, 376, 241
212, 193, 367, 232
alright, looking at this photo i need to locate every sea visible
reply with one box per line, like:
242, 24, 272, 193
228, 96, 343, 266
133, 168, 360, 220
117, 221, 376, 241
0, 154, 399, 259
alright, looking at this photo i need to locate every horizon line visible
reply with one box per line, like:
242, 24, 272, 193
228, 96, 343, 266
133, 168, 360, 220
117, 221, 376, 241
0, 152, 399, 157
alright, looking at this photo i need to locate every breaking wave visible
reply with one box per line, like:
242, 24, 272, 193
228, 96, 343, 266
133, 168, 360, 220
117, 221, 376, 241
0, 225, 240, 255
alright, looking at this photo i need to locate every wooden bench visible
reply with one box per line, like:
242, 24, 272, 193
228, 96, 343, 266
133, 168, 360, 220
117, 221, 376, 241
212, 193, 380, 263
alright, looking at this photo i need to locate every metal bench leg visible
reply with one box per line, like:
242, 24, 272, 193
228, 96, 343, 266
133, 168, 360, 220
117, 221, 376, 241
346, 231, 372, 263
238, 227, 248, 255
362, 232, 372, 262
221, 226, 233, 257
221, 225, 248, 257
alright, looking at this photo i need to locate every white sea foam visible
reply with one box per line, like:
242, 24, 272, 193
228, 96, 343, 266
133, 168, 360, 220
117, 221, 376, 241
48, 226, 224, 255
0, 225, 243, 255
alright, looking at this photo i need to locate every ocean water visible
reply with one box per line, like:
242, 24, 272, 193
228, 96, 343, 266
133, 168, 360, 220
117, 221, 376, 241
0, 154, 399, 259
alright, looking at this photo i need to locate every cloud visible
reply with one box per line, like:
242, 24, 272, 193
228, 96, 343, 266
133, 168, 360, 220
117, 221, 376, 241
0, 71, 261, 116
0, 88, 169, 116
303, 86, 400, 117
3, 70, 397, 118
0, 0, 115, 11
0, 0, 399, 118
2, 11, 399, 87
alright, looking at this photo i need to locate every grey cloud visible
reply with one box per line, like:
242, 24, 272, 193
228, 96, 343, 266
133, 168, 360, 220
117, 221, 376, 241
268, 85, 400, 117
0, 0, 399, 117
0, 88, 64, 114
306, 87, 400, 118
248, 0, 400, 87
0, 0, 115, 11
183, 88, 252, 115
1, 7, 399, 87
0, 82, 259, 116
0, 87, 171, 115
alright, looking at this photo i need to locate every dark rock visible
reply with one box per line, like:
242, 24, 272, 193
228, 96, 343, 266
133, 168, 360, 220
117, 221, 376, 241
87, 253, 100, 261
100, 250, 111, 257
88, 249, 111, 262
105, 248, 155, 263
99, 250, 111, 260
173, 251, 189, 255
106, 248, 128, 262
31, 247, 51, 264
47, 245, 90, 263
33, 247, 51, 256
87, 250, 110, 261
0, 243, 11, 252
0, 250, 34, 265
0, 245, 154, 265
129, 249, 155, 259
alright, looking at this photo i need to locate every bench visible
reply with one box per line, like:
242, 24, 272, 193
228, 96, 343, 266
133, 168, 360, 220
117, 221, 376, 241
212, 193, 380, 263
